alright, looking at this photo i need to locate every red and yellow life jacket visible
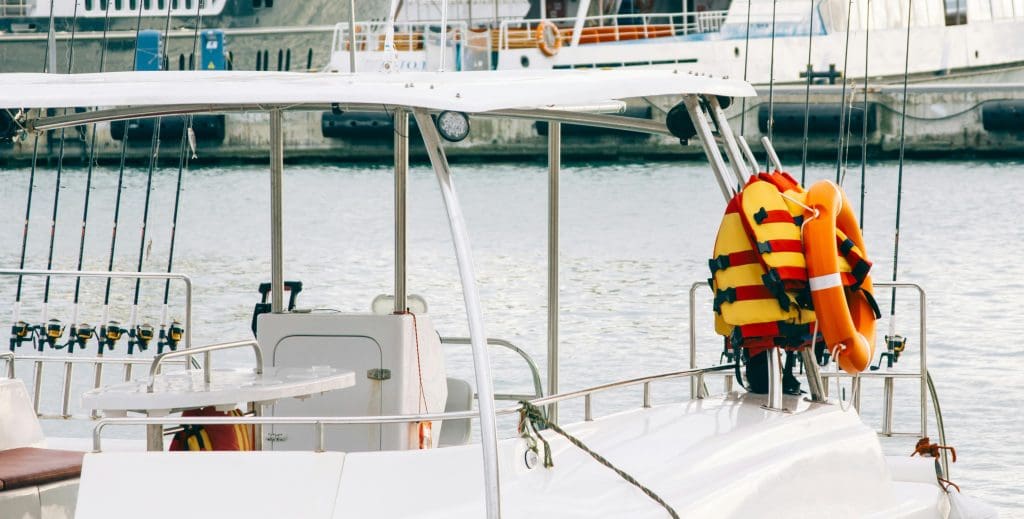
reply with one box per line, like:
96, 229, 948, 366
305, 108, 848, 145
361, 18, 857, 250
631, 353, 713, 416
710, 172, 876, 353
169, 407, 254, 452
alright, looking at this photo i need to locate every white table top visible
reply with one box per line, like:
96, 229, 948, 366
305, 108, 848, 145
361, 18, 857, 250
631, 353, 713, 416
81, 366, 355, 416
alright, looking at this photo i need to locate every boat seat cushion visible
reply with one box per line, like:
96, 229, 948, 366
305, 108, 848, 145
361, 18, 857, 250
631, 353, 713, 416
0, 447, 84, 491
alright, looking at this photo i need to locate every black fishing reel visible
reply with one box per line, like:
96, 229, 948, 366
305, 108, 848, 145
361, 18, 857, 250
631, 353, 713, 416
157, 320, 184, 354
35, 319, 65, 351
871, 334, 907, 371
128, 323, 155, 355
9, 321, 34, 351
63, 323, 96, 354
99, 321, 126, 353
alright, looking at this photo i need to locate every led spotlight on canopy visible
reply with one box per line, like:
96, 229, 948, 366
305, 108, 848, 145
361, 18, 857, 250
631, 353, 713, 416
435, 111, 470, 142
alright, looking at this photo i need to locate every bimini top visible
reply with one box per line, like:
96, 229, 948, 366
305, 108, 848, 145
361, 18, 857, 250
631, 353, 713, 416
0, 69, 755, 113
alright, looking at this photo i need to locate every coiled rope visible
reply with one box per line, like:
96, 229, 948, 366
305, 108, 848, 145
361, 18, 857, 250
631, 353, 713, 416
518, 401, 679, 519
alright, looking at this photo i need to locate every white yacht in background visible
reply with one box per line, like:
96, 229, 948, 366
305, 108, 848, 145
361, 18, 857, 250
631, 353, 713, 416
325, 0, 1024, 85
0, 66, 997, 517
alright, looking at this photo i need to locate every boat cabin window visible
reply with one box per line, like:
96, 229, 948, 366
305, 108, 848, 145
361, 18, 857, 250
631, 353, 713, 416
115, 0, 123, 10
130, 0, 137, 9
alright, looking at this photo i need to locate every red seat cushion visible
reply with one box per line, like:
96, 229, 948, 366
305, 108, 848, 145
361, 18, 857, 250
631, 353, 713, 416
0, 447, 84, 491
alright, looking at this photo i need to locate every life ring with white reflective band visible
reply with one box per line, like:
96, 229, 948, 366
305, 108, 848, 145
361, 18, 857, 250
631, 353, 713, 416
803, 180, 878, 374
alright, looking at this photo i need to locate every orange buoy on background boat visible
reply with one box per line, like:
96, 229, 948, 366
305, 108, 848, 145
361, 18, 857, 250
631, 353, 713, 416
803, 180, 880, 374
536, 20, 563, 57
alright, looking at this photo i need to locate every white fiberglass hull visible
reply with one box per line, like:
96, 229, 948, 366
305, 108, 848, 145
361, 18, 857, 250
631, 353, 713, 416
76, 393, 958, 518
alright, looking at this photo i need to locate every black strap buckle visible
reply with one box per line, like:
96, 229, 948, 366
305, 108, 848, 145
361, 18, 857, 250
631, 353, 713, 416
761, 269, 791, 311
753, 207, 768, 224
713, 287, 737, 313
708, 254, 730, 274
756, 241, 773, 254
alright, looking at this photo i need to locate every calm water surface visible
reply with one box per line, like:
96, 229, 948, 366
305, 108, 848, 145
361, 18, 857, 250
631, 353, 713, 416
0, 158, 1021, 515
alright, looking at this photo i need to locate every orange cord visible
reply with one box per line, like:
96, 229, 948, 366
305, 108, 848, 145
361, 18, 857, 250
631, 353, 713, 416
911, 437, 957, 463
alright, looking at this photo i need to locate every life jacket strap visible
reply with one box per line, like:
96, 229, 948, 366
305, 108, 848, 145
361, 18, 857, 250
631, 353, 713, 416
756, 239, 803, 255
761, 269, 791, 311
709, 250, 760, 274
753, 207, 795, 225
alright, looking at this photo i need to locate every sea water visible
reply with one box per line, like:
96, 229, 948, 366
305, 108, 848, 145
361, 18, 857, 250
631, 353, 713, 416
1, 158, 1021, 515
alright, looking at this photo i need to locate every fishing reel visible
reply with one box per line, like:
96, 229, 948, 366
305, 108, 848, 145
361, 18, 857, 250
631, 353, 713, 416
35, 319, 65, 351
99, 321, 126, 353
9, 321, 35, 351
871, 334, 907, 371
63, 323, 96, 354
157, 320, 184, 354
128, 323, 155, 355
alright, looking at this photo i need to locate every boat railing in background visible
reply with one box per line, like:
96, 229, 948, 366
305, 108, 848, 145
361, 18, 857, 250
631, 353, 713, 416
91, 363, 735, 451
0, 0, 30, 17
688, 279, 950, 478
330, 20, 471, 54
498, 10, 727, 51
12, 353, 191, 420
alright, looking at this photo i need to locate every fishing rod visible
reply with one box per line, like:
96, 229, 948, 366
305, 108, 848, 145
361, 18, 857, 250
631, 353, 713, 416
858, 0, 872, 228
879, 0, 914, 371
158, 0, 207, 354
764, 0, 778, 172
8, 11, 59, 352
65, 0, 119, 355
834, 0, 854, 184
798, 0, 816, 185
126, 0, 178, 355
98, 0, 149, 356
37, 0, 83, 352
737, 0, 752, 138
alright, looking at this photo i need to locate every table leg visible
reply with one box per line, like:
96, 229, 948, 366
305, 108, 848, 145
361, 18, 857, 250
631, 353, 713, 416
146, 424, 164, 451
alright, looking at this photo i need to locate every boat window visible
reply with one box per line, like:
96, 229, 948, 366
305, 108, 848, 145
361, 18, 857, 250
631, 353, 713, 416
185, 0, 192, 10
255, 50, 262, 71
944, 0, 967, 25
144, 0, 151, 9
285, 49, 291, 71
100, 0, 108, 11
277, 49, 283, 71
262, 49, 269, 70
85, 0, 93, 10
179, 54, 185, 70
306, 48, 313, 70
115, 0, 123, 10
158, 0, 165, 10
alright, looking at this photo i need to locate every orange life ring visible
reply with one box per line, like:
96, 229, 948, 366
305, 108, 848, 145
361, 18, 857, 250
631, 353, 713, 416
536, 20, 562, 57
803, 180, 877, 374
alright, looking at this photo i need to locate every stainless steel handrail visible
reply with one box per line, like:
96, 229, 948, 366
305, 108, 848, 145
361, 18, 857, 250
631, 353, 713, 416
13, 354, 189, 420
441, 337, 544, 401
93, 364, 733, 451
0, 269, 193, 351
148, 340, 261, 391
0, 351, 14, 378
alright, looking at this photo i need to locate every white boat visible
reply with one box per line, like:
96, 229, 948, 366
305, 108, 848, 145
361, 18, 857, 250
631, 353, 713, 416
0, 68, 998, 518
325, 0, 1024, 84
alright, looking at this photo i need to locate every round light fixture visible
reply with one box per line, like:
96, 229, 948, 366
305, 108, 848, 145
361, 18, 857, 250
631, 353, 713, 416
436, 111, 470, 142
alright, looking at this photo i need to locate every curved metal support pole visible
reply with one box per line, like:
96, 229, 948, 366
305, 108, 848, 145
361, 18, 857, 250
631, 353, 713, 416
760, 136, 783, 172
412, 108, 501, 519
926, 371, 950, 479
682, 95, 733, 201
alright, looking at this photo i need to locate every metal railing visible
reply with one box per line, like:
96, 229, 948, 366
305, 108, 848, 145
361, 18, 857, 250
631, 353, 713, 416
330, 21, 470, 54
91, 363, 734, 451
441, 337, 544, 401
688, 279, 951, 477
1, 351, 14, 378
0, 0, 30, 17
13, 354, 190, 420
498, 10, 727, 51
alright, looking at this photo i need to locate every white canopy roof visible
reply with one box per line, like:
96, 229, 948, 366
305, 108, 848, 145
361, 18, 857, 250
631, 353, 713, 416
0, 69, 755, 113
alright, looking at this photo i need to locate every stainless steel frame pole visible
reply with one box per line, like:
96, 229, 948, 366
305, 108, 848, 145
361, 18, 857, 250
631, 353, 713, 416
412, 109, 501, 519
348, 0, 357, 73
547, 121, 561, 422
269, 109, 285, 314
682, 95, 733, 201
766, 347, 784, 411
394, 110, 409, 313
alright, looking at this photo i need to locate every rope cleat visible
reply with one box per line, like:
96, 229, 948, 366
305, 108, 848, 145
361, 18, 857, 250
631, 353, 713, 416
36, 319, 65, 351
129, 323, 155, 354
158, 320, 184, 354
9, 321, 34, 351
99, 321, 126, 352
